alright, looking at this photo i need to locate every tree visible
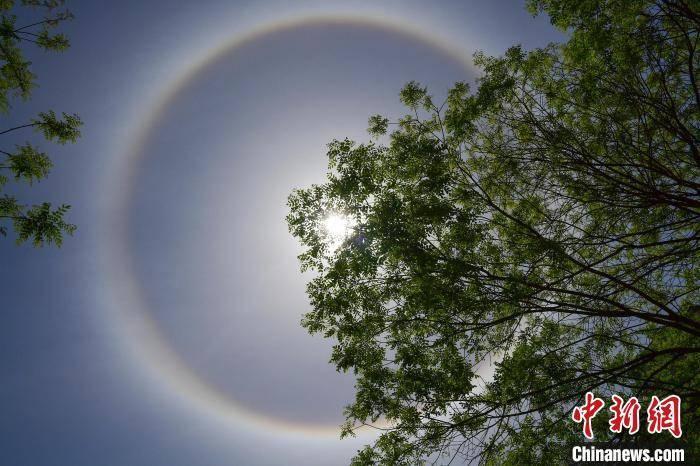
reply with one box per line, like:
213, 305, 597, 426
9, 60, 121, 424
287, 0, 700, 463
0, 0, 81, 247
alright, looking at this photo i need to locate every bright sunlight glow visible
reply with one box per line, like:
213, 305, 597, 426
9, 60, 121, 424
322, 213, 355, 250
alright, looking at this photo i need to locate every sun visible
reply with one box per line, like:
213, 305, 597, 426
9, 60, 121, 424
322, 213, 355, 249
324, 214, 350, 237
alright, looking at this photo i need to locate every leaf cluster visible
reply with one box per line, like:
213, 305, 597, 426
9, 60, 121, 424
0, 0, 80, 246
287, 0, 700, 463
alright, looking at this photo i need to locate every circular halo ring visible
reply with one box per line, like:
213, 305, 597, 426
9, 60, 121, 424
102, 14, 475, 438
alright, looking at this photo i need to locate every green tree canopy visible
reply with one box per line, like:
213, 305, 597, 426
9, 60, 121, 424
0, 0, 81, 246
288, 0, 700, 463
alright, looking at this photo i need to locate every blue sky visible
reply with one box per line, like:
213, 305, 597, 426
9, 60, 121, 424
0, 1, 561, 464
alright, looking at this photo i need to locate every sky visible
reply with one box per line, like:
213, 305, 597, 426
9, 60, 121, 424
0, 1, 562, 464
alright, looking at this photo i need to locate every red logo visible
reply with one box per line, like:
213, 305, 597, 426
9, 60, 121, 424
609, 395, 641, 434
572, 392, 605, 439
647, 395, 682, 438
572, 393, 682, 439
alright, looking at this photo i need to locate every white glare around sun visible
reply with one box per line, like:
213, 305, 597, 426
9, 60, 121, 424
323, 214, 355, 250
